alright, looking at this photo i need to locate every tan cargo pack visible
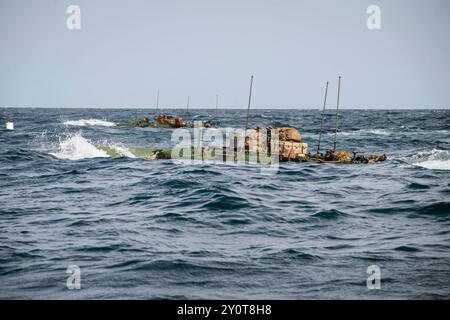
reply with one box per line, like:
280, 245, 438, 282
277, 127, 302, 143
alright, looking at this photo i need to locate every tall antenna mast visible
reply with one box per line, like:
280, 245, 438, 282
245, 75, 254, 131
186, 95, 190, 115
316, 81, 329, 155
216, 94, 219, 114
155, 89, 160, 114
332, 76, 341, 153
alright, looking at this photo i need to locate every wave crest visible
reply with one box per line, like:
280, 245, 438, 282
49, 133, 110, 160
63, 119, 116, 127
49, 133, 138, 160
405, 149, 450, 170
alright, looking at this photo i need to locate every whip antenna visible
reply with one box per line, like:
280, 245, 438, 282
316, 81, 329, 155
332, 76, 341, 153
245, 75, 254, 131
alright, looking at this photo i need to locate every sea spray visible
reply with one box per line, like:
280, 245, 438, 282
63, 119, 116, 127
49, 133, 137, 160
50, 133, 110, 160
400, 148, 450, 170
412, 149, 450, 170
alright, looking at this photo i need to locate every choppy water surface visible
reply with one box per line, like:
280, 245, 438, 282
0, 108, 449, 299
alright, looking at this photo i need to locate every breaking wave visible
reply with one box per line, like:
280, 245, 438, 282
49, 133, 110, 160
63, 119, 116, 127
49, 133, 137, 160
330, 128, 392, 137
327, 128, 450, 137
403, 149, 450, 170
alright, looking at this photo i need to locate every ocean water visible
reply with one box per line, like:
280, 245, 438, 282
0, 108, 449, 299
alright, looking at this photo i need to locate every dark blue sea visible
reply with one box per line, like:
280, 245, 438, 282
0, 108, 449, 299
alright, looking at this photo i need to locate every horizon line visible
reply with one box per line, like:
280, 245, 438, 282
1, 106, 449, 110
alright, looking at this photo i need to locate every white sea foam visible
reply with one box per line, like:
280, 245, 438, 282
50, 133, 137, 160
50, 133, 109, 160
365, 129, 391, 135
415, 160, 450, 170
63, 119, 116, 127
404, 149, 450, 171
324, 128, 393, 137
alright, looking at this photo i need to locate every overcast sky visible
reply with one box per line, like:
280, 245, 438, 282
0, 0, 449, 109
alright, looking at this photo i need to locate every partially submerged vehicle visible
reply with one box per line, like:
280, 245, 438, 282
105, 77, 386, 164
116, 115, 213, 128
97, 126, 387, 164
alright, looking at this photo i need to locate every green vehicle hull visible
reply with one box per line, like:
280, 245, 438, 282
96, 146, 385, 164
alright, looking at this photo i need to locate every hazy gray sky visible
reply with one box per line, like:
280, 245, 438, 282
0, 0, 449, 108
